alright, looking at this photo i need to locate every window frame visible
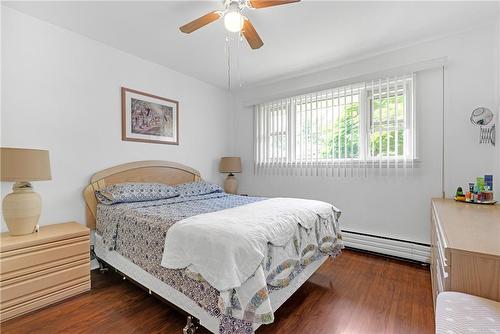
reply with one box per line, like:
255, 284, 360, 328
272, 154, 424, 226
255, 75, 416, 167
363, 77, 415, 162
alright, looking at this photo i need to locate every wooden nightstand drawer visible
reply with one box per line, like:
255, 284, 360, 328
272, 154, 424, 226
0, 237, 89, 279
0, 279, 90, 322
0, 222, 90, 322
1, 262, 89, 303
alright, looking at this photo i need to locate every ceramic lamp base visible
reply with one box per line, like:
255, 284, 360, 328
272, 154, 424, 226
2, 182, 41, 236
224, 174, 238, 194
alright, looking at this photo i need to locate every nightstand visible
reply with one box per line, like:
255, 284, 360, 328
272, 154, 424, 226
0, 222, 90, 322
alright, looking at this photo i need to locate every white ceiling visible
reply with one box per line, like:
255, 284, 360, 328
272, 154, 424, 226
4, 1, 500, 90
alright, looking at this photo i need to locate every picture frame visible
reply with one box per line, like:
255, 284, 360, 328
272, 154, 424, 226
121, 87, 179, 145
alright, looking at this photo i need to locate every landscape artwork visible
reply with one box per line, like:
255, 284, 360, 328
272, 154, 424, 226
122, 87, 179, 145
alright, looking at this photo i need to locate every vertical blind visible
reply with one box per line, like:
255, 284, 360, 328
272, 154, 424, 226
254, 74, 416, 177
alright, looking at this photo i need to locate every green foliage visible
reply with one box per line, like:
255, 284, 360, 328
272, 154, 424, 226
372, 95, 404, 124
294, 94, 405, 160
370, 94, 405, 157
320, 103, 360, 159
370, 129, 404, 157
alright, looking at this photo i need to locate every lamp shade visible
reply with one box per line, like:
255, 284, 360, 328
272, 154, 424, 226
219, 157, 241, 173
0, 147, 51, 182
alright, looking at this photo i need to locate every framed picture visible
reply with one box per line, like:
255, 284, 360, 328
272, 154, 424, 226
121, 87, 179, 145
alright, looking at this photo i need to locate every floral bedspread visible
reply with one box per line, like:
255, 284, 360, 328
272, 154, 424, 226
96, 193, 342, 333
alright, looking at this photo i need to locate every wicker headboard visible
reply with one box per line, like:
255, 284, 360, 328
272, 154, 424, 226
82, 160, 201, 229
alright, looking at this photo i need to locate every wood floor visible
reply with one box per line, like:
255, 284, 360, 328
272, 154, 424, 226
1, 249, 435, 334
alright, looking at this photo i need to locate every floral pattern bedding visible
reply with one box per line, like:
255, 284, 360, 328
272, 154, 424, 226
96, 192, 342, 333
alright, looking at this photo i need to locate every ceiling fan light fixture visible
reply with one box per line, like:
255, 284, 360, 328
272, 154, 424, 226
224, 10, 244, 32
179, 0, 300, 49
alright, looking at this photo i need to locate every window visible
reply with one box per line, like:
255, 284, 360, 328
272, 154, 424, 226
368, 79, 413, 160
254, 75, 415, 175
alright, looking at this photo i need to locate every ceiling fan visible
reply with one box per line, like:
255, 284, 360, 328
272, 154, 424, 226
179, 0, 301, 50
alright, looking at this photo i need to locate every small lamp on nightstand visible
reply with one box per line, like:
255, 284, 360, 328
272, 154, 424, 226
1, 147, 51, 235
219, 157, 241, 194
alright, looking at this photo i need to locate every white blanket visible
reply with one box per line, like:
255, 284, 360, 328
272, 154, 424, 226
160, 197, 334, 291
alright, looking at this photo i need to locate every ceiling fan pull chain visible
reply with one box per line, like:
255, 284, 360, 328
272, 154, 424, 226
225, 34, 231, 90
237, 32, 243, 88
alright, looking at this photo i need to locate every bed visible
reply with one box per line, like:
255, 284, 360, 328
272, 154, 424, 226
83, 160, 343, 333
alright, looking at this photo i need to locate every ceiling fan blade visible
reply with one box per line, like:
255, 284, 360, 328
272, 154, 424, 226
242, 18, 264, 49
249, 0, 300, 9
179, 11, 221, 33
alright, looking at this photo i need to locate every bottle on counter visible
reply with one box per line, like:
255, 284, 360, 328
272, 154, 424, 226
468, 183, 475, 203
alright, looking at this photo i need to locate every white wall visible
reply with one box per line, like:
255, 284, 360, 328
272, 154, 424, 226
0, 7, 232, 231
232, 23, 500, 244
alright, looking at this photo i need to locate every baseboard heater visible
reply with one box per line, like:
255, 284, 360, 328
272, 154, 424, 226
341, 230, 431, 264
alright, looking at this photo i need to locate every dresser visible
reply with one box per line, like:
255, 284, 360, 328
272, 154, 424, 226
430, 198, 500, 308
0, 222, 90, 321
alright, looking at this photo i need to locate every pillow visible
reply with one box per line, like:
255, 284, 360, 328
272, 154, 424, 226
95, 183, 179, 205
174, 181, 223, 197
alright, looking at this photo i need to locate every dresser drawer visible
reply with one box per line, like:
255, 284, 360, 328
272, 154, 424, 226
1, 266, 89, 310
0, 236, 89, 279
0, 262, 89, 303
0, 279, 90, 322
434, 228, 448, 284
431, 205, 450, 306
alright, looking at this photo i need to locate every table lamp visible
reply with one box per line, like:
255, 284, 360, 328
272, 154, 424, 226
219, 157, 241, 194
1, 147, 51, 235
